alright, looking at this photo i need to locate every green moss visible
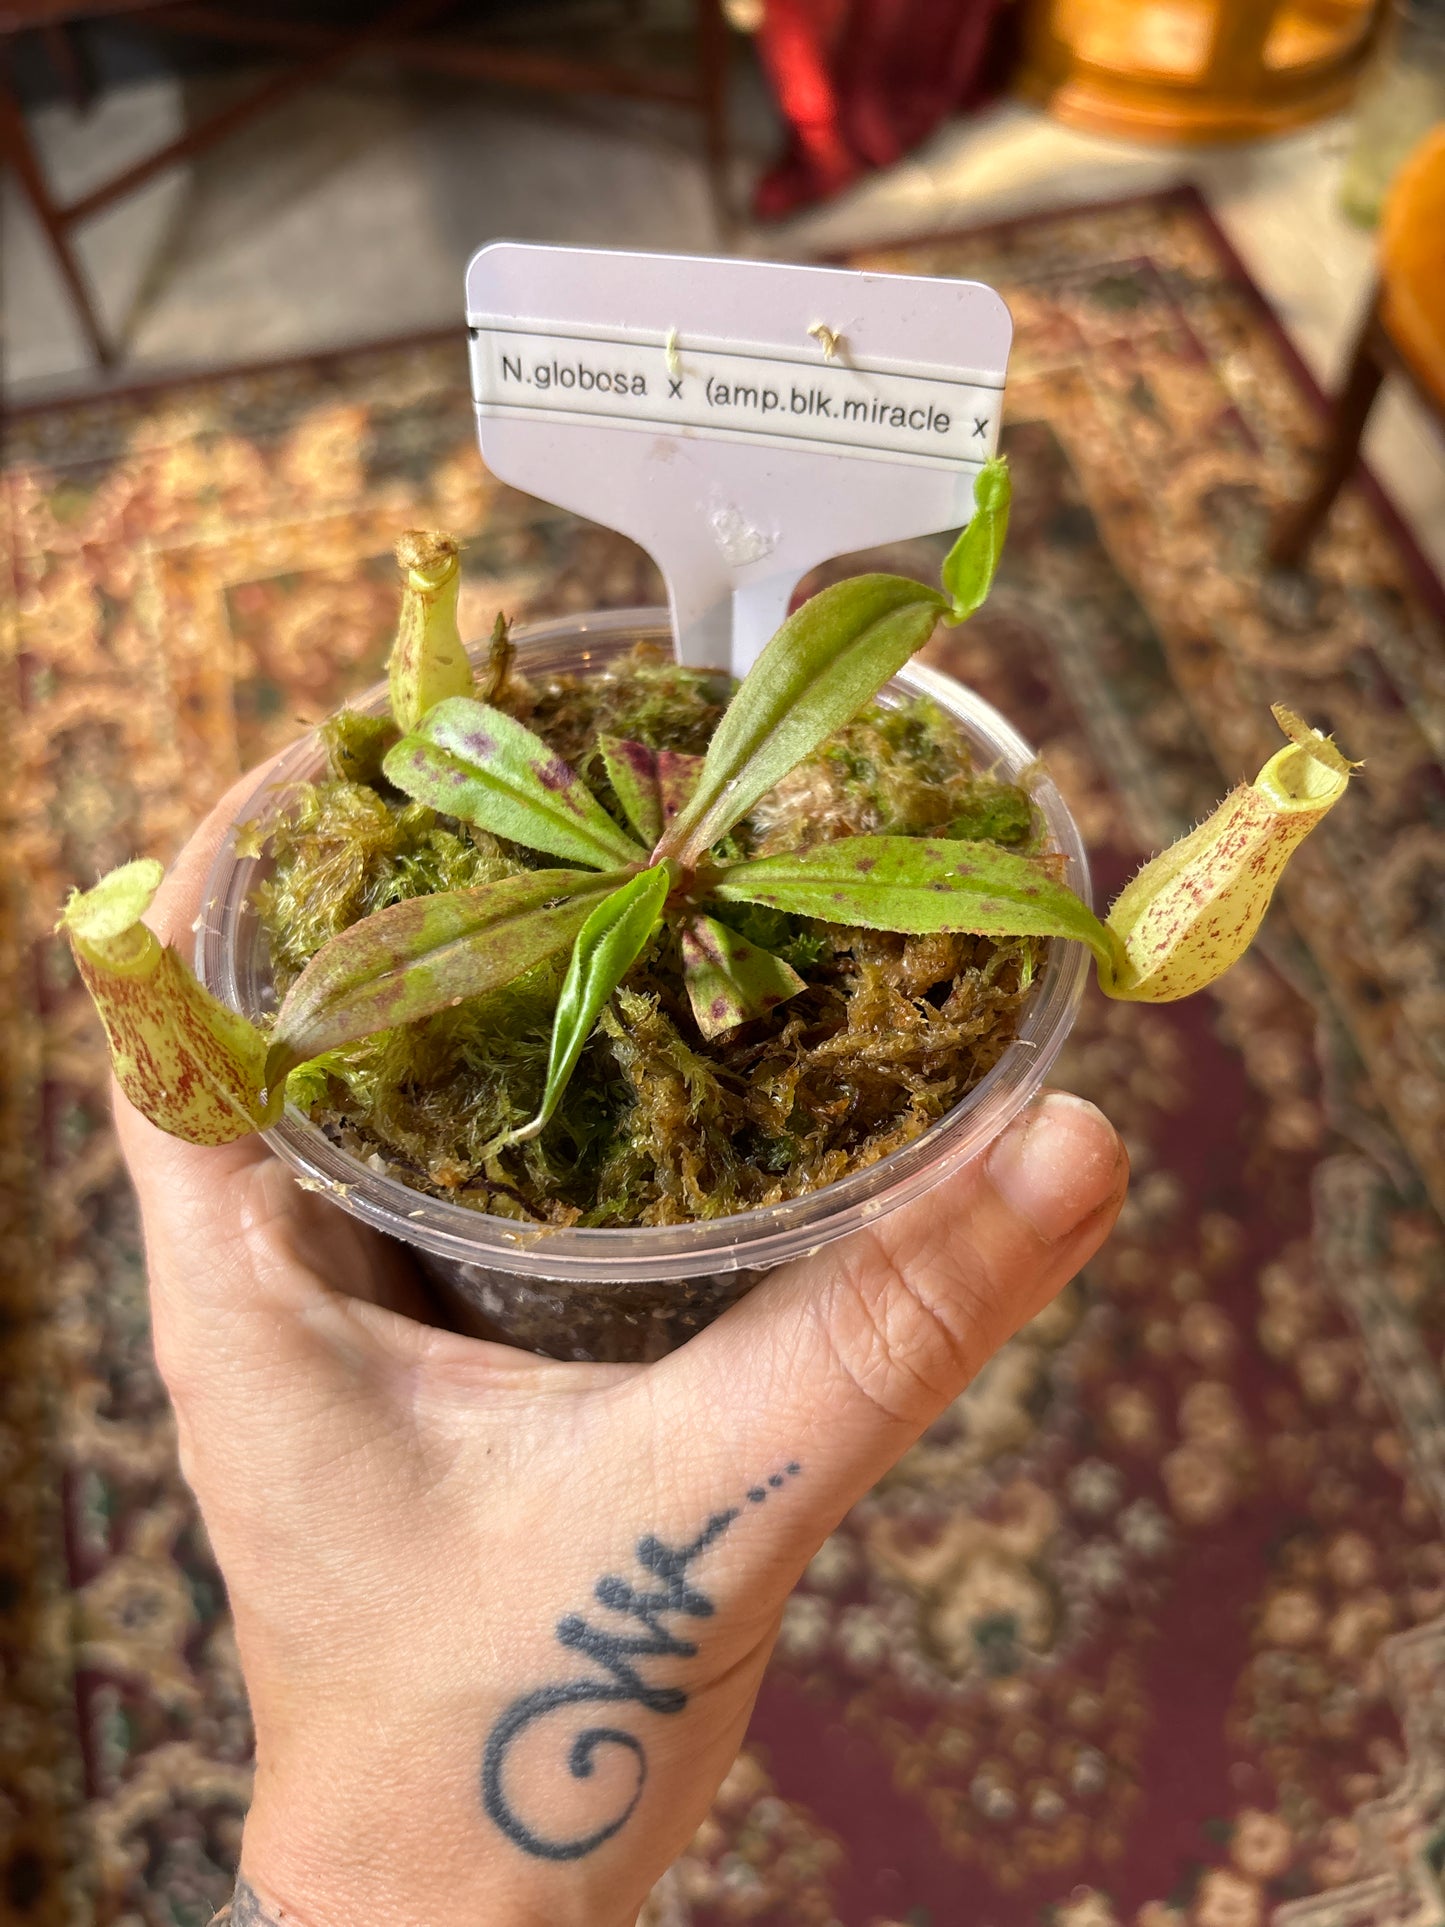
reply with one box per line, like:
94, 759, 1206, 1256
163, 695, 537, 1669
254, 782, 521, 980
321, 708, 399, 785
255, 645, 1047, 1226
745, 693, 1047, 857
946, 783, 1036, 847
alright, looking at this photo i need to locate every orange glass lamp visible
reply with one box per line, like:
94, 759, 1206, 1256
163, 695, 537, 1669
1270, 123, 1445, 566
1378, 122, 1445, 409
1016, 0, 1387, 142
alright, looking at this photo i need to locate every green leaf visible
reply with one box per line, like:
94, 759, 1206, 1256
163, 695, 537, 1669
659, 575, 948, 865
61, 859, 281, 1145
680, 912, 805, 1039
267, 868, 617, 1082
506, 863, 673, 1146
599, 737, 704, 848
387, 530, 474, 731
383, 698, 646, 871
940, 455, 1010, 625
713, 834, 1119, 968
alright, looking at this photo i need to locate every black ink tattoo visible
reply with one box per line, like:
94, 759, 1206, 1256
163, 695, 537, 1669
210, 1878, 279, 1925
482, 1464, 802, 1861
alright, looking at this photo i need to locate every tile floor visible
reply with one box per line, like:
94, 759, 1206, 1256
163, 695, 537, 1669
3, 48, 1442, 568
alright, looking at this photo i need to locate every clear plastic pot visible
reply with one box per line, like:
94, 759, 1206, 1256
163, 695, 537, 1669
197, 607, 1090, 1363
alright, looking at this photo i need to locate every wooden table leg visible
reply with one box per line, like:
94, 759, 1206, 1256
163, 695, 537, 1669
0, 60, 114, 366
1268, 294, 1386, 570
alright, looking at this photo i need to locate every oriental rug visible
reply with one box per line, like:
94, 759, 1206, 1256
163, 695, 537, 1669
3, 187, 1444, 1927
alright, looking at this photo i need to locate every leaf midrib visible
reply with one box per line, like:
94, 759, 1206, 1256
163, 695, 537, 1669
423, 739, 640, 868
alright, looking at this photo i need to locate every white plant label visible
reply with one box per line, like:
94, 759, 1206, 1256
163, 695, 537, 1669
471, 326, 999, 469
465, 243, 1012, 672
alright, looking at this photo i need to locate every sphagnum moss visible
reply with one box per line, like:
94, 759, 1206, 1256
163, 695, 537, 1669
259, 643, 1044, 1226
61, 457, 1356, 1218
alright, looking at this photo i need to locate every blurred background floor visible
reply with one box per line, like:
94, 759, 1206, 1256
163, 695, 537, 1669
4, 61, 1444, 569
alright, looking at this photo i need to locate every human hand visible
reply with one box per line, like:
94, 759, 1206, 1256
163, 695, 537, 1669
117, 774, 1129, 1927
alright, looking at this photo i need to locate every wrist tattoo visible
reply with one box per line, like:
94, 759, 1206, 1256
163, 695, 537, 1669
482, 1463, 802, 1862
210, 1879, 279, 1925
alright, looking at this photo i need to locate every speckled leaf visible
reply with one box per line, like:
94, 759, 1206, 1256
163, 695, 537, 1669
506, 863, 673, 1146
387, 530, 473, 731
1102, 711, 1354, 1001
658, 574, 948, 865
940, 455, 1010, 625
657, 748, 704, 825
599, 737, 705, 849
267, 868, 615, 1082
384, 697, 646, 870
713, 835, 1119, 964
61, 858, 281, 1145
600, 736, 664, 846
680, 913, 805, 1039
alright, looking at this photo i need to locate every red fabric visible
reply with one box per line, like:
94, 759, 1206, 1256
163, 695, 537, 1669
752, 0, 1012, 218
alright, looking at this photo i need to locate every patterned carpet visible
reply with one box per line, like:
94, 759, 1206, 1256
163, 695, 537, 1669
4, 188, 1444, 1926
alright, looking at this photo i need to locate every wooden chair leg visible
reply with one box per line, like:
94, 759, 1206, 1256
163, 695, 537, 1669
42, 21, 96, 113
0, 68, 115, 366
696, 0, 736, 246
1268, 295, 1386, 569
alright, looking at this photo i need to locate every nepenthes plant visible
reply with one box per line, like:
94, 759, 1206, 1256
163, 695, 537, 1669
62, 459, 1355, 1224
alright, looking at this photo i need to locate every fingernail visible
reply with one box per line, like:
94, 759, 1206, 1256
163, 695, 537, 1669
986, 1092, 1125, 1242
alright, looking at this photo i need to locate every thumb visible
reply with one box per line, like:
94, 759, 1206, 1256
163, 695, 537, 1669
653, 1091, 1127, 1559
